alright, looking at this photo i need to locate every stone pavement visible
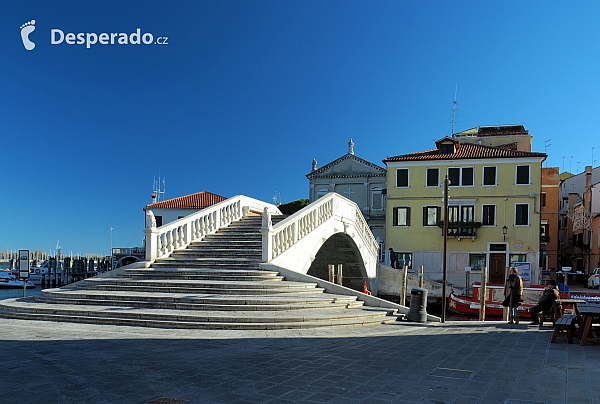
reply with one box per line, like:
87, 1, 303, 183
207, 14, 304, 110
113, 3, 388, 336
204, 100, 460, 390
0, 318, 598, 404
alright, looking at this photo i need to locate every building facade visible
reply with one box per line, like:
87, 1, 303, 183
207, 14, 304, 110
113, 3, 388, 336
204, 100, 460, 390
541, 167, 561, 276
307, 140, 387, 257
383, 135, 546, 288
559, 166, 600, 275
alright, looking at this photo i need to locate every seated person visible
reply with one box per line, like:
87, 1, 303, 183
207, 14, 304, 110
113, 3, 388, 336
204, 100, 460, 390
529, 280, 560, 325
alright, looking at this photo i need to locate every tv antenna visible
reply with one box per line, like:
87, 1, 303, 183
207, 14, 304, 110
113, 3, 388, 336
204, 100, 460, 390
152, 176, 166, 203
451, 84, 458, 135
544, 139, 551, 167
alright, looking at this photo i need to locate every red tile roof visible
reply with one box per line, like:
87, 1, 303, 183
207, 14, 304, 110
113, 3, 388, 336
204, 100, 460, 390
383, 142, 546, 163
145, 191, 227, 209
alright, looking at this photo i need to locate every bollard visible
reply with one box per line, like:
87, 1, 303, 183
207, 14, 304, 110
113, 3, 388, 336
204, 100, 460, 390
337, 264, 343, 286
328, 265, 335, 283
401, 266, 408, 305
479, 267, 487, 321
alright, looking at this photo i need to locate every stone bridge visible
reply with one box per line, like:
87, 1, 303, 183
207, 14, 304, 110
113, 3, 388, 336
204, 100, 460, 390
144, 192, 380, 294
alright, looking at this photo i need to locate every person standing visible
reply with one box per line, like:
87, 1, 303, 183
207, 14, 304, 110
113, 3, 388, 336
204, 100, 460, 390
529, 280, 560, 325
504, 267, 523, 324
389, 248, 398, 269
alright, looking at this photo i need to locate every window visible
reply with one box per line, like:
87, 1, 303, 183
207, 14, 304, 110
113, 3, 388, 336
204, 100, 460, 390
316, 188, 328, 199
397, 252, 412, 269
470, 254, 486, 270
155, 216, 163, 227
423, 206, 441, 226
440, 144, 454, 154
371, 187, 383, 209
461, 205, 474, 222
541, 222, 549, 243
448, 167, 474, 186
515, 203, 529, 225
447, 205, 475, 223
448, 206, 459, 222
541, 192, 547, 207
510, 254, 526, 266
396, 168, 409, 188
462, 167, 474, 186
482, 205, 496, 226
393, 206, 411, 226
448, 168, 459, 186
516, 165, 530, 185
483, 166, 497, 186
426, 168, 439, 187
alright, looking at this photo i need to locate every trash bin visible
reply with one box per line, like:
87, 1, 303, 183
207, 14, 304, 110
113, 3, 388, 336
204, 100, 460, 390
407, 287, 428, 322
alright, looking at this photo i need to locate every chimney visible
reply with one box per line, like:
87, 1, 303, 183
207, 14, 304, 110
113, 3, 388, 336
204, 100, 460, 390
585, 166, 592, 190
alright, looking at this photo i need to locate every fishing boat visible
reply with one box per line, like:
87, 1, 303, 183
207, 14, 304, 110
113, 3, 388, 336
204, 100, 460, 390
448, 282, 567, 318
0, 270, 35, 289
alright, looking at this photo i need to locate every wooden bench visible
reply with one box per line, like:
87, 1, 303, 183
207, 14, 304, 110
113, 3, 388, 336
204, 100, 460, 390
540, 301, 564, 326
551, 315, 577, 343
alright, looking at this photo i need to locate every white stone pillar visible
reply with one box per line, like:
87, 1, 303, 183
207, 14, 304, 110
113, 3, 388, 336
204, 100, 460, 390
144, 227, 159, 262
261, 207, 273, 262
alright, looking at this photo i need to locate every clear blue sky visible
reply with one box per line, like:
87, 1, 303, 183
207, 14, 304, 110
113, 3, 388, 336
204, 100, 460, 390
2, 1, 599, 256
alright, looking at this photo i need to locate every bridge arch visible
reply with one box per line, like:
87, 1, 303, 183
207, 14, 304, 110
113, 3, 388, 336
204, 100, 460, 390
307, 232, 367, 291
262, 193, 379, 294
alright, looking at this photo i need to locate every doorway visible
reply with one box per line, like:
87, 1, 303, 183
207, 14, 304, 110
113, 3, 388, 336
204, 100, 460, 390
489, 253, 506, 284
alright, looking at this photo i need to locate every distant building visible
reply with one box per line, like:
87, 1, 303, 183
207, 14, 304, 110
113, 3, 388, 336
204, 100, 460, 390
541, 167, 560, 276
453, 125, 532, 152
307, 140, 387, 258
559, 166, 600, 274
143, 191, 227, 227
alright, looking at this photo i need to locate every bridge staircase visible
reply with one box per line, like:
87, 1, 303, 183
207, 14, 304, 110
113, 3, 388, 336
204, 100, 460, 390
0, 216, 400, 329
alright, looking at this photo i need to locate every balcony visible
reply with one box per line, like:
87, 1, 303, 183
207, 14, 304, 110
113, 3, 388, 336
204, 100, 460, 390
439, 221, 481, 239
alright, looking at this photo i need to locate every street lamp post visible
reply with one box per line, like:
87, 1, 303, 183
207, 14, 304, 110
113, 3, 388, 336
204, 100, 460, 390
442, 175, 449, 323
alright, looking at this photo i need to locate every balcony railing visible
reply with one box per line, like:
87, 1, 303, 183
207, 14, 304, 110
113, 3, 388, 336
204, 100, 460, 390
438, 221, 481, 238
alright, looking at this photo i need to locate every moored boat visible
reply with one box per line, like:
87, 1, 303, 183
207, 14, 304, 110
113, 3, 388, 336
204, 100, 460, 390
448, 282, 566, 318
0, 270, 35, 289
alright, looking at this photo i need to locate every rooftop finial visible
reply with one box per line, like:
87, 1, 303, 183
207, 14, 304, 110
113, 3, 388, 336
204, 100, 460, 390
312, 158, 317, 171
348, 138, 354, 155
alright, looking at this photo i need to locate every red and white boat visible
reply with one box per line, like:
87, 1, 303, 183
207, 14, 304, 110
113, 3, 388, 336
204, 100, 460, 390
448, 282, 567, 318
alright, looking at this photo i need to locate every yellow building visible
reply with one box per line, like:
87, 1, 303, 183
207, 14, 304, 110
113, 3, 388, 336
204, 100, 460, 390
383, 136, 546, 288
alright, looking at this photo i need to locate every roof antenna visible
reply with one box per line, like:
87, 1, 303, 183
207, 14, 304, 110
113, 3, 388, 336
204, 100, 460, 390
451, 84, 458, 135
152, 175, 166, 203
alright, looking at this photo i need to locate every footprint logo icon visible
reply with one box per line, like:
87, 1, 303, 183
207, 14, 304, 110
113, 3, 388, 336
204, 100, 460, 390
20, 20, 36, 51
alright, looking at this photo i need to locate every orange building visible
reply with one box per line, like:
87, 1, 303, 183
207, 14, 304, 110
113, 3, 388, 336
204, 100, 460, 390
541, 167, 560, 277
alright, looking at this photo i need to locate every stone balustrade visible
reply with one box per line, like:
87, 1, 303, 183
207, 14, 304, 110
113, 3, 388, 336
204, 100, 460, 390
144, 195, 280, 262
261, 193, 380, 282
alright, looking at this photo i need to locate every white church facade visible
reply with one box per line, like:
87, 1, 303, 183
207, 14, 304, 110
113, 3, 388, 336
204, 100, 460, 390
306, 140, 387, 259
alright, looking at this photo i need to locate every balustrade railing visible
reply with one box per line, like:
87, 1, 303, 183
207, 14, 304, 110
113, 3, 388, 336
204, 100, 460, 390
262, 192, 379, 262
145, 195, 279, 262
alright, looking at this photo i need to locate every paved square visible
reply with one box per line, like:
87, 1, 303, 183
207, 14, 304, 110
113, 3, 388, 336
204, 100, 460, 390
0, 319, 597, 404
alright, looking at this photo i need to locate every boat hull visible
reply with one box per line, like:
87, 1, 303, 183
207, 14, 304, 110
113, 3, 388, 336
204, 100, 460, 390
449, 292, 533, 318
